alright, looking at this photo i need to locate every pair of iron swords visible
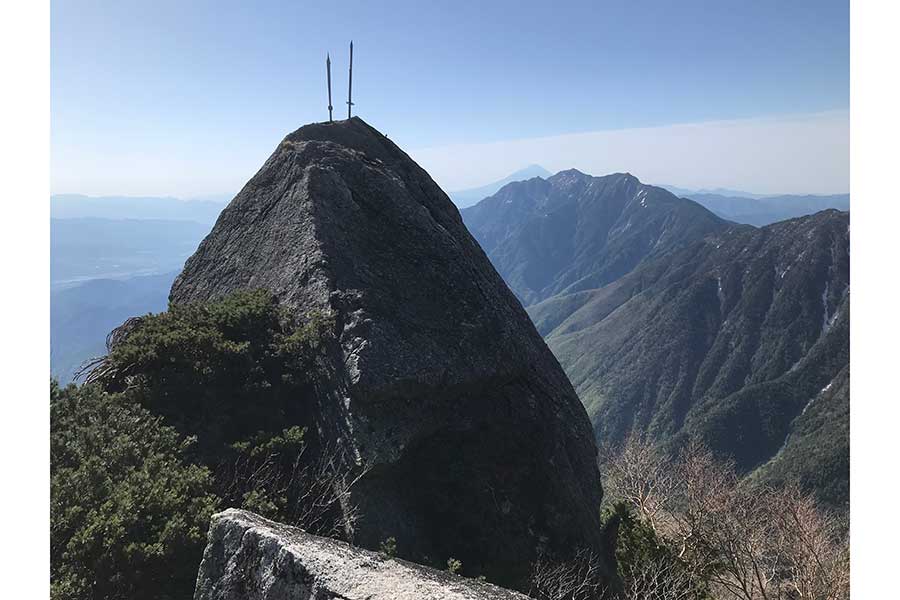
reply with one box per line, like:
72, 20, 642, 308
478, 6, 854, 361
326, 41, 353, 122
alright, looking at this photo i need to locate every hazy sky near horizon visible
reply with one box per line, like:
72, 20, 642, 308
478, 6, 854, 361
52, 0, 849, 197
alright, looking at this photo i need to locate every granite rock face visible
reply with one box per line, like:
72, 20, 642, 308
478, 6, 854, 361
194, 509, 530, 600
171, 118, 609, 588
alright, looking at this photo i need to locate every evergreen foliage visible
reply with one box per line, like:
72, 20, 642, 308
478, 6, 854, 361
89, 289, 332, 453
603, 501, 711, 599
50, 381, 219, 600
52, 290, 337, 600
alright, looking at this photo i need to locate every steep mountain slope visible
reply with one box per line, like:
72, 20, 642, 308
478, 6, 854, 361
528, 210, 849, 505
169, 117, 611, 589
462, 171, 728, 306
750, 364, 849, 507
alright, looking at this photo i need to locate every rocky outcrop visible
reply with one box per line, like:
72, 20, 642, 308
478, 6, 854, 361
195, 509, 530, 600
171, 118, 609, 589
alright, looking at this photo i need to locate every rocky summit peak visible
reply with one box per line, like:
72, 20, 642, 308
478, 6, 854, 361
462, 169, 726, 306
279, 117, 407, 164
170, 119, 610, 590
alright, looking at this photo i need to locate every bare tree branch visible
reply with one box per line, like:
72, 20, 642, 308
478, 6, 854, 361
599, 435, 849, 600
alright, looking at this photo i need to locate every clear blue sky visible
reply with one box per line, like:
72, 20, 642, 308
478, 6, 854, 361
52, 0, 849, 196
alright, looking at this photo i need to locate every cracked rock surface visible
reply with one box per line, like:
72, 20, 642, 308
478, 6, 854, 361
172, 118, 609, 589
194, 509, 530, 600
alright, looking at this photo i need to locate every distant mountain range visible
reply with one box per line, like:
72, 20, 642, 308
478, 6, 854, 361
449, 165, 552, 208
51, 271, 178, 383
51, 217, 210, 289
660, 185, 773, 200
657, 186, 850, 226
684, 192, 849, 226
51, 193, 228, 224
449, 171, 849, 225
50, 216, 211, 381
462, 172, 849, 508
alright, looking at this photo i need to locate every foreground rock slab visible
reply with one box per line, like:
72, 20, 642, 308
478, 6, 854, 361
195, 509, 530, 600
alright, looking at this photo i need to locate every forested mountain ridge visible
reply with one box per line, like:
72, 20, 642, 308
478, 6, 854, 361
529, 209, 849, 505
462, 171, 728, 306
465, 171, 849, 508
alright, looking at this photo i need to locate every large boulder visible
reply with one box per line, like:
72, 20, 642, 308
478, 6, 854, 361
194, 509, 530, 600
171, 117, 609, 588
